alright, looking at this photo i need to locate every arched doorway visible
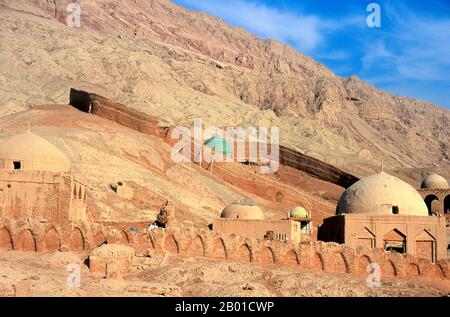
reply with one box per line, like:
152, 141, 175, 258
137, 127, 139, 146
415, 230, 436, 262
164, 235, 179, 254
310, 253, 324, 270
356, 227, 375, 249
444, 195, 450, 215
283, 250, 299, 266
383, 229, 406, 253
69, 228, 84, 251
42, 228, 60, 252
424, 195, 440, 216
212, 238, 227, 259
258, 247, 275, 264
187, 236, 205, 257
355, 255, 371, 275
381, 260, 397, 277
15, 230, 36, 251
237, 244, 252, 262
0, 227, 13, 251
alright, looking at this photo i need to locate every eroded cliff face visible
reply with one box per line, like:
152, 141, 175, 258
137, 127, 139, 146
0, 0, 449, 175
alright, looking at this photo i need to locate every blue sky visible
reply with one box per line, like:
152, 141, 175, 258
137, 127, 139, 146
172, 0, 450, 109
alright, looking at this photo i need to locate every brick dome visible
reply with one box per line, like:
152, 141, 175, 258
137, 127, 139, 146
420, 173, 448, 189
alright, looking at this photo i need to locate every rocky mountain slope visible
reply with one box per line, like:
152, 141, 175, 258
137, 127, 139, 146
0, 0, 449, 177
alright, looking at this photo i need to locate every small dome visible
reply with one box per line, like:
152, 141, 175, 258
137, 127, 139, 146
204, 135, 232, 156
289, 206, 309, 219
420, 173, 448, 189
337, 172, 428, 216
0, 131, 71, 172
220, 198, 264, 220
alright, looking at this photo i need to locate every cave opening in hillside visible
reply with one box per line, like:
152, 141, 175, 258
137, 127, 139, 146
69, 88, 93, 114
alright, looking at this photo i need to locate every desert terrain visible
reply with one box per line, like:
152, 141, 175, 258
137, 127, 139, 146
1, 250, 449, 297
0, 0, 448, 297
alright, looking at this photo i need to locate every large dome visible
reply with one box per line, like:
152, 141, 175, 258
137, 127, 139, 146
337, 172, 428, 216
220, 198, 264, 220
420, 173, 448, 189
0, 131, 71, 172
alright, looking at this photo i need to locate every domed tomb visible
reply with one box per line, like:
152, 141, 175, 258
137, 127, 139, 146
336, 172, 428, 216
220, 198, 264, 220
420, 173, 449, 189
289, 206, 309, 219
0, 131, 71, 173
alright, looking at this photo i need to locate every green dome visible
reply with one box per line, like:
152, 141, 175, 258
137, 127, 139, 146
289, 206, 309, 219
204, 135, 232, 156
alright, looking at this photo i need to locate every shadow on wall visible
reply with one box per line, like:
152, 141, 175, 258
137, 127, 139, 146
0, 223, 447, 280
139, 228, 448, 280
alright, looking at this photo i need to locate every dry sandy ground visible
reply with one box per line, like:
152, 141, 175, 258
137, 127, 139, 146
0, 251, 448, 297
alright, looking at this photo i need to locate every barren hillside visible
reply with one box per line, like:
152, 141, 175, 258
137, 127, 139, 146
0, 1, 449, 298
0, 0, 449, 179
0, 105, 341, 227
1, 251, 449, 297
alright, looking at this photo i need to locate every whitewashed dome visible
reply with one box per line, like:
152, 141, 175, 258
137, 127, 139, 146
421, 173, 448, 189
220, 198, 264, 220
289, 206, 309, 219
337, 172, 428, 216
0, 131, 71, 172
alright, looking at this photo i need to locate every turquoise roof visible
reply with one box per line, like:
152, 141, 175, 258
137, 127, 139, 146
204, 135, 232, 156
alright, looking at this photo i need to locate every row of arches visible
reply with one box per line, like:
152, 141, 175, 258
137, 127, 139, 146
423, 194, 450, 215
159, 234, 447, 278
0, 223, 144, 253
0, 224, 446, 280
355, 227, 439, 263
0, 227, 85, 252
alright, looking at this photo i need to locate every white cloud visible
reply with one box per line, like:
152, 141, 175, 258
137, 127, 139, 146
173, 0, 450, 107
174, 0, 324, 52
314, 50, 352, 61
361, 41, 396, 71
360, 3, 450, 82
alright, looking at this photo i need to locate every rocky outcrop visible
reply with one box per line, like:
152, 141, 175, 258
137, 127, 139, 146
69, 88, 161, 137
280, 146, 358, 188
69, 88, 358, 187
0, 277, 30, 297
89, 244, 135, 279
